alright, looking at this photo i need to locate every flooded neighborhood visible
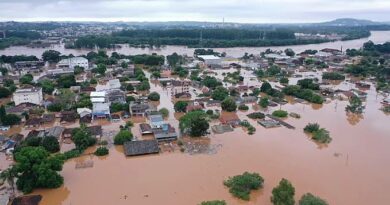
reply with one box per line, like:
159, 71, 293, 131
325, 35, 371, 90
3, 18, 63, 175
0, 12, 390, 205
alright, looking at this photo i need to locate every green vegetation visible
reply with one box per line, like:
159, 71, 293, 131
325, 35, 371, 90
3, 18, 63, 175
304, 123, 332, 144
299, 193, 328, 205
272, 110, 288, 118
14, 147, 64, 193
259, 97, 270, 108
148, 92, 160, 101
94, 147, 109, 156
224, 172, 264, 200
247, 112, 265, 119
322, 72, 345, 80
203, 76, 223, 89
174, 101, 188, 112
179, 111, 209, 137
282, 85, 324, 104
238, 104, 249, 111
72, 125, 97, 150
346, 96, 364, 114
271, 178, 295, 205
221, 97, 237, 112
42, 50, 61, 62
159, 108, 169, 118
114, 130, 133, 145
0, 87, 11, 98
279, 77, 289, 85
240, 120, 256, 135
200, 200, 226, 205
212, 86, 229, 101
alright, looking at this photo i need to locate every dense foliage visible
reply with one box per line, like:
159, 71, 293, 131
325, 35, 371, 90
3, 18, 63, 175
113, 130, 133, 145
299, 193, 328, 205
224, 172, 264, 200
221, 97, 237, 112
179, 111, 209, 137
271, 178, 295, 205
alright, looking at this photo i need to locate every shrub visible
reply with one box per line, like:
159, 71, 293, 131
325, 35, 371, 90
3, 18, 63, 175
41, 136, 60, 153
238, 104, 249, 111
47, 103, 63, 112
259, 97, 269, 108
303, 123, 320, 133
247, 112, 265, 119
148, 92, 160, 101
94, 147, 109, 156
114, 130, 133, 145
174, 101, 188, 112
200, 200, 226, 205
272, 110, 288, 118
299, 193, 328, 205
206, 109, 214, 115
224, 172, 264, 200
312, 128, 332, 144
322, 72, 345, 80
63, 149, 82, 160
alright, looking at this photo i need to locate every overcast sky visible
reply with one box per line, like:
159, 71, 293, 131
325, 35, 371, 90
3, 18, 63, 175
1, 0, 389, 23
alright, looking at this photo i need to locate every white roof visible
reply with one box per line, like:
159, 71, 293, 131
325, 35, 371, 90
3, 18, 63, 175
109, 79, 121, 90
91, 98, 105, 103
77, 108, 92, 114
90, 91, 106, 97
198, 55, 221, 60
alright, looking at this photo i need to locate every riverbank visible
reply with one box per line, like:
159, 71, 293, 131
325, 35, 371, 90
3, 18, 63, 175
1, 31, 389, 58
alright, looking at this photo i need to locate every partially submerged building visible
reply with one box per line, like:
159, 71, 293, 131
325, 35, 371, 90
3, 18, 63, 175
123, 140, 160, 156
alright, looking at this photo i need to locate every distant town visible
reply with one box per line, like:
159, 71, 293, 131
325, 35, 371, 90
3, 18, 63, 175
0, 19, 389, 205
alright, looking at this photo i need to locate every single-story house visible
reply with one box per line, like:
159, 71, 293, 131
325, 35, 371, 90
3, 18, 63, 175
123, 140, 160, 156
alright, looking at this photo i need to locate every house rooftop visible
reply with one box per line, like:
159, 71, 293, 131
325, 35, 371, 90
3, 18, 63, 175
123, 140, 160, 156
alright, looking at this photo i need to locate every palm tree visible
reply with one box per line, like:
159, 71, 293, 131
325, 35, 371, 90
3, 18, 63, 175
0, 166, 17, 198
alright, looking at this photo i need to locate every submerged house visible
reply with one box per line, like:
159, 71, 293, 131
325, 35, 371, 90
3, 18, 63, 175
123, 140, 160, 156
152, 124, 178, 141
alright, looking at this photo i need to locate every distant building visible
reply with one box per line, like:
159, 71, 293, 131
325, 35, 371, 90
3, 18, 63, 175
13, 87, 43, 106
57, 57, 89, 70
171, 80, 191, 96
198, 55, 222, 67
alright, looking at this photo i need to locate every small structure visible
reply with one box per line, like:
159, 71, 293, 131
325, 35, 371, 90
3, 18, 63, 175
149, 114, 164, 128
152, 124, 178, 141
211, 124, 234, 134
140, 123, 153, 135
111, 114, 121, 122
258, 119, 281, 128
60, 111, 78, 124
57, 57, 89, 70
123, 140, 160, 156
219, 112, 241, 127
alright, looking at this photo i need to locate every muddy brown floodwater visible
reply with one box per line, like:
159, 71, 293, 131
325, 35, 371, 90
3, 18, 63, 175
31, 77, 390, 205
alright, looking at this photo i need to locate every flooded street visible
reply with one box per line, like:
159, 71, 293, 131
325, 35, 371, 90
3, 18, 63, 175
1, 31, 390, 57
30, 79, 390, 205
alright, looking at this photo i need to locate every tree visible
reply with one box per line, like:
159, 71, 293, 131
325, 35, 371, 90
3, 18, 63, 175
114, 130, 133, 145
271, 178, 295, 205
167, 52, 184, 67
284, 48, 295, 57
0, 87, 11, 98
179, 111, 209, 137
14, 146, 64, 193
224, 172, 264, 200
19, 74, 34, 84
148, 92, 160, 101
57, 74, 76, 88
1, 114, 21, 126
41, 136, 60, 153
96, 63, 107, 75
261, 81, 272, 93
74, 66, 84, 75
212, 86, 229, 101
279, 77, 289, 85
72, 125, 96, 150
151, 71, 161, 79
203, 76, 222, 89
40, 79, 55, 94
299, 193, 328, 205
174, 101, 188, 112
42, 50, 61, 62
159, 108, 169, 118
110, 102, 128, 113
221, 97, 237, 112
47, 103, 62, 112
259, 97, 269, 108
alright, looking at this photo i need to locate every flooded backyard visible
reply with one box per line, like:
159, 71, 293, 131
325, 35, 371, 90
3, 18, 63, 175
28, 79, 390, 205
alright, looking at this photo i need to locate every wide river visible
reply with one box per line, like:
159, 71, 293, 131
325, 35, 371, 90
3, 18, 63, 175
1, 31, 390, 57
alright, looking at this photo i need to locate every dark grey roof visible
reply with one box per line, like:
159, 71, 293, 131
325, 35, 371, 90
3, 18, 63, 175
123, 140, 159, 156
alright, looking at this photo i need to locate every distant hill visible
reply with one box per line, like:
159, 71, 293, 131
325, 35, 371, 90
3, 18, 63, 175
318, 18, 383, 26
